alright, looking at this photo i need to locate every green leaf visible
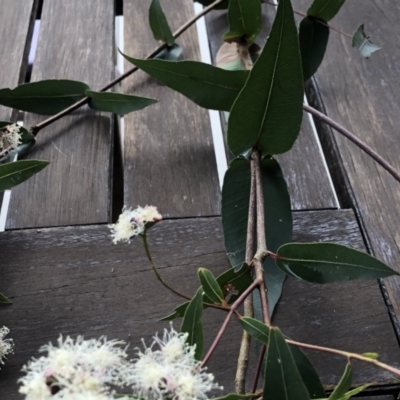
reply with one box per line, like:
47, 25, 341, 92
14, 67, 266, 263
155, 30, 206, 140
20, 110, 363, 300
149, 0, 174, 46
221, 157, 292, 314
334, 384, 369, 400
0, 291, 12, 304
276, 242, 398, 283
211, 394, 256, 400
352, 25, 381, 59
223, 0, 262, 43
216, 266, 253, 304
227, 0, 304, 157
198, 268, 224, 304
307, 0, 346, 22
299, 17, 330, 81
361, 352, 378, 359
181, 287, 204, 360
289, 345, 326, 399
263, 327, 310, 400
121, 52, 248, 112
161, 301, 189, 321
240, 317, 324, 399
0, 160, 49, 191
239, 316, 270, 345
0, 80, 89, 115
86, 91, 157, 116
328, 362, 352, 400
155, 44, 183, 61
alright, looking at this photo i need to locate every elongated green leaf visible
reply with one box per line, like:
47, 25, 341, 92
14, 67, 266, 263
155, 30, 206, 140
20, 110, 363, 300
329, 362, 352, 400
0, 160, 49, 191
221, 157, 292, 314
149, 0, 174, 45
239, 316, 270, 345
86, 90, 157, 116
276, 242, 398, 283
299, 17, 330, 81
211, 393, 256, 400
0, 291, 12, 304
181, 287, 204, 360
240, 317, 324, 399
155, 44, 183, 61
227, 0, 304, 156
121, 52, 248, 111
198, 268, 224, 304
352, 25, 381, 59
0, 80, 89, 115
290, 345, 326, 399
223, 0, 262, 43
334, 384, 369, 400
307, 0, 346, 22
264, 327, 310, 400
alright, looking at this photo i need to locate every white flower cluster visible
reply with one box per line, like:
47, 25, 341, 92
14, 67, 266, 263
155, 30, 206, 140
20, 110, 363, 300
109, 205, 162, 244
131, 327, 222, 400
0, 123, 22, 152
18, 327, 221, 400
0, 326, 14, 368
18, 336, 132, 400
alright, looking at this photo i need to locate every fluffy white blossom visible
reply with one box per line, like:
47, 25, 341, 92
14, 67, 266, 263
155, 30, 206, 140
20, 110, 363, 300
0, 326, 14, 368
0, 123, 22, 151
109, 205, 162, 244
19, 335, 133, 400
131, 326, 222, 400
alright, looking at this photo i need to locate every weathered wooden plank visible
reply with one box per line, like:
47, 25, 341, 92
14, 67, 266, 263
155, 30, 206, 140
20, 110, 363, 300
6, 0, 115, 229
205, 7, 338, 210
0, 0, 38, 121
122, 0, 221, 218
292, 0, 400, 329
0, 210, 398, 397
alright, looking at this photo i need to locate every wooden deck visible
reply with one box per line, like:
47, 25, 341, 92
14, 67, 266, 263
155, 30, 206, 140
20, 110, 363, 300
0, 1, 399, 398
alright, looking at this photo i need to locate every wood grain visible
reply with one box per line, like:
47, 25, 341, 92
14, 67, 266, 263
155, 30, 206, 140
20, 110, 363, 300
6, 0, 115, 229
0, 0, 38, 121
0, 210, 398, 397
293, 0, 400, 329
122, 0, 221, 218
205, 7, 338, 210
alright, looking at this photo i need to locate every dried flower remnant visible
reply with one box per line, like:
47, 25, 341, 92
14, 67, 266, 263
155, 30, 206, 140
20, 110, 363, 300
131, 326, 222, 400
0, 123, 22, 156
0, 326, 14, 368
19, 335, 133, 400
109, 205, 162, 244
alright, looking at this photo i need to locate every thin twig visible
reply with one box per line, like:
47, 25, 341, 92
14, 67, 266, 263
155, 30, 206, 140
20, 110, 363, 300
251, 345, 266, 393
235, 163, 257, 394
263, 0, 352, 38
31, 0, 224, 135
287, 338, 400, 378
251, 149, 271, 327
303, 104, 400, 184
200, 279, 262, 368
141, 233, 228, 312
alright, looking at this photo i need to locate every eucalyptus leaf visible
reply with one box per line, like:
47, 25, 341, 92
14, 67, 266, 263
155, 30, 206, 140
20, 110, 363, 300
223, 0, 262, 43
276, 242, 398, 283
161, 302, 189, 321
211, 393, 256, 400
227, 0, 304, 156
352, 25, 381, 59
299, 17, 330, 81
0, 80, 89, 114
155, 44, 183, 61
328, 362, 352, 400
0, 160, 49, 191
263, 327, 310, 400
307, 0, 346, 22
216, 266, 253, 304
198, 268, 224, 304
221, 157, 292, 314
0, 291, 12, 304
181, 287, 204, 360
121, 52, 248, 111
86, 91, 157, 116
239, 316, 270, 345
333, 384, 369, 400
149, 0, 174, 46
